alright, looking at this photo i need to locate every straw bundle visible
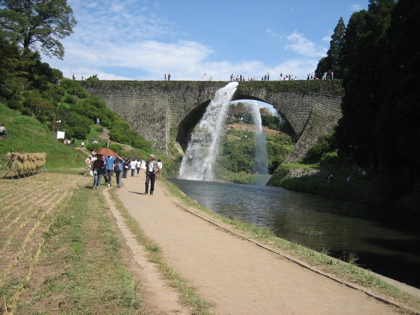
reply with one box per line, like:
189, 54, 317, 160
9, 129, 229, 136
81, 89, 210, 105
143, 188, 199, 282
5, 152, 47, 175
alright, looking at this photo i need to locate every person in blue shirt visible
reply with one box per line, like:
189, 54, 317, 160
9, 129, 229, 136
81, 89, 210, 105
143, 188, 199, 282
104, 155, 116, 186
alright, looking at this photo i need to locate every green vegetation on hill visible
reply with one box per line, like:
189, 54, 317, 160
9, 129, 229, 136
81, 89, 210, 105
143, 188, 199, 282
0, 103, 85, 169
0, 29, 156, 169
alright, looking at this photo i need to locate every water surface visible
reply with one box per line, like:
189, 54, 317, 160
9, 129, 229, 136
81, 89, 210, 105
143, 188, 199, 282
169, 179, 420, 288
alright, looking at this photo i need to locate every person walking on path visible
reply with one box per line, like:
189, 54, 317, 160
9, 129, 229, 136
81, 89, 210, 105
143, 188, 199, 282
130, 159, 137, 177
114, 156, 124, 188
144, 154, 160, 195
156, 159, 163, 179
136, 159, 142, 177
104, 155, 116, 186
92, 155, 105, 190
123, 159, 129, 178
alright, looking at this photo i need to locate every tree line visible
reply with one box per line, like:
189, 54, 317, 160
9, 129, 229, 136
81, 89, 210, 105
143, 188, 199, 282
315, 0, 420, 209
0, 0, 151, 150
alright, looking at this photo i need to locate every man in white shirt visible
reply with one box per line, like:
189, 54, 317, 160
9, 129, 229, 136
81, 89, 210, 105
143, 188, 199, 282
144, 154, 160, 195
156, 159, 163, 179
130, 159, 137, 177
136, 159, 142, 177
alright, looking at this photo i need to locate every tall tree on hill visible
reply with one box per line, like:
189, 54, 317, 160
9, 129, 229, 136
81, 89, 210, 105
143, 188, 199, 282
0, 33, 36, 100
315, 17, 346, 79
374, 0, 420, 200
335, 0, 396, 170
0, 0, 76, 59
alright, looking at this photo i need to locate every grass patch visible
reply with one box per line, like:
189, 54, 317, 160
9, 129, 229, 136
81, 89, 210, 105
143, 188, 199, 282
299, 225, 324, 236
16, 185, 142, 314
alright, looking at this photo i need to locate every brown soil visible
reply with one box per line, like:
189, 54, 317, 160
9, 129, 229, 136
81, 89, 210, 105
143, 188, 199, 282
228, 123, 288, 136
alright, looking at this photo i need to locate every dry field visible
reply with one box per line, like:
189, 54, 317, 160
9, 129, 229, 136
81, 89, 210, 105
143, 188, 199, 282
0, 172, 89, 313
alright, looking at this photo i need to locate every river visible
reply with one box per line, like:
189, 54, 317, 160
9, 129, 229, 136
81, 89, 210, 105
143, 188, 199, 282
169, 179, 420, 289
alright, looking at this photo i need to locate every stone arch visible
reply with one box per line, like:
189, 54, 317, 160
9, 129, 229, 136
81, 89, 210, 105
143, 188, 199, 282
84, 80, 343, 161
230, 94, 297, 135
176, 99, 211, 152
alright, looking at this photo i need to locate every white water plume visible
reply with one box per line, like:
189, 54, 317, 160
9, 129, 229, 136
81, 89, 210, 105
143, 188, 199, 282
179, 82, 238, 181
247, 100, 269, 184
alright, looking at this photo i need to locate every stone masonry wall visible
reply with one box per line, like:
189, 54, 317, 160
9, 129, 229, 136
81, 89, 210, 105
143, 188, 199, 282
85, 80, 343, 161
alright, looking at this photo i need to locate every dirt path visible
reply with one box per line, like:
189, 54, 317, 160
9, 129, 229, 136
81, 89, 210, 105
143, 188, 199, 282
109, 173, 413, 315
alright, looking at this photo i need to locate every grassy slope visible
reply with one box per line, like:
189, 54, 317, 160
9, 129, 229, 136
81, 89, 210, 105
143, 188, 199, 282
0, 103, 86, 169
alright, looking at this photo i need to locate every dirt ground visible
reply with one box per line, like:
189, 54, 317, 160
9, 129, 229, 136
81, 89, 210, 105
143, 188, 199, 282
227, 123, 286, 136
106, 172, 418, 315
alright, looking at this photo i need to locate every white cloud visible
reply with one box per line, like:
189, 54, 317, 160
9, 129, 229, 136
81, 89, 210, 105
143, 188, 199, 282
284, 31, 326, 58
322, 35, 331, 42
350, 4, 362, 12
266, 28, 277, 37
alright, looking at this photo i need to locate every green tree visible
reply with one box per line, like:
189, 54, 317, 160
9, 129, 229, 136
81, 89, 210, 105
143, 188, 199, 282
0, 0, 77, 59
0, 33, 36, 100
22, 89, 54, 121
374, 0, 420, 199
227, 102, 252, 124
335, 0, 395, 169
315, 17, 346, 79
260, 107, 282, 130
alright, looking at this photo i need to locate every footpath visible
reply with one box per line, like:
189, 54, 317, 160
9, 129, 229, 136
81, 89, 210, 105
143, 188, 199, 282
103, 172, 417, 315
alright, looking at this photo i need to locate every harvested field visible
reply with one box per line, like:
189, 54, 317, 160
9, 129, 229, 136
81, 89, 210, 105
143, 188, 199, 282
0, 173, 89, 313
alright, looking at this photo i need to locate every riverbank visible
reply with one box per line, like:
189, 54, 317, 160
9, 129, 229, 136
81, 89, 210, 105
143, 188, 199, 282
112, 173, 420, 314
2, 171, 419, 313
267, 164, 420, 213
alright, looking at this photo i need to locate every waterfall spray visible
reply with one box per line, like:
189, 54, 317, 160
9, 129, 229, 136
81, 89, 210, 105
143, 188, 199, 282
247, 100, 269, 184
179, 82, 238, 181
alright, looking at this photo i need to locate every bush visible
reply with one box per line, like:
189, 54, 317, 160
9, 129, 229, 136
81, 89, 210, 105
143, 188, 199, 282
64, 94, 78, 104
22, 90, 54, 122
56, 109, 92, 140
87, 143, 102, 152
60, 79, 89, 99
109, 143, 122, 152
42, 85, 66, 102
300, 134, 335, 164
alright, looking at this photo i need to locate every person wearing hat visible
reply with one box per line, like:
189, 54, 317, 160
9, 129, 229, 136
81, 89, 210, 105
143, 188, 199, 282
144, 154, 160, 195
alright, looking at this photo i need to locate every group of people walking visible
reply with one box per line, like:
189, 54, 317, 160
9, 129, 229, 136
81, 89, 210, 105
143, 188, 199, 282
85, 153, 162, 195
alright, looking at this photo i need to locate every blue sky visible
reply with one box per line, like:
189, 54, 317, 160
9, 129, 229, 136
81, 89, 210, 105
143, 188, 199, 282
44, 0, 368, 81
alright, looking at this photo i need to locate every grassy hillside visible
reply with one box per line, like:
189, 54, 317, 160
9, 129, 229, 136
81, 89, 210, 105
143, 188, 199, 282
0, 103, 86, 169
0, 102, 168, 176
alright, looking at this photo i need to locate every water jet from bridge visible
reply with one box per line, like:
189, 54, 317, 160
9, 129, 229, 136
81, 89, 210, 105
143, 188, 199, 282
247, 100, 269, 184
179, 82, 238, 181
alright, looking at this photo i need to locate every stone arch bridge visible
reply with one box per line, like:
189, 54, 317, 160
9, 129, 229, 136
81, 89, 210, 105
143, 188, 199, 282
84, 80, 343, 162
